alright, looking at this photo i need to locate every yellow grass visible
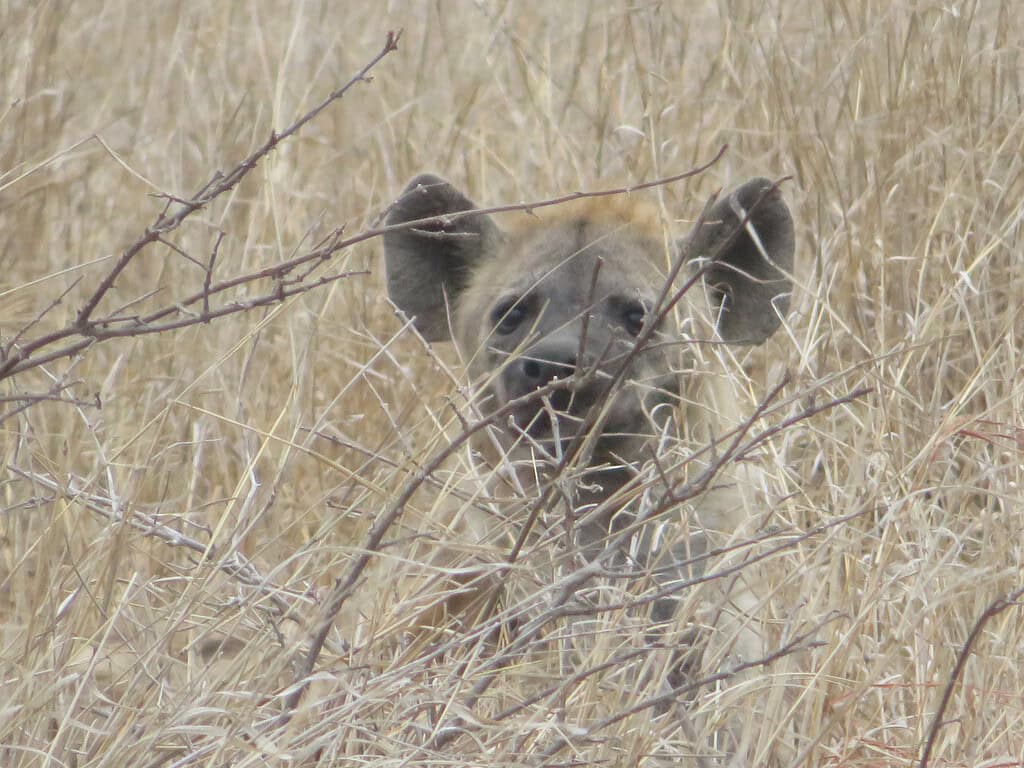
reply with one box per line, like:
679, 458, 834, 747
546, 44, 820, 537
1, 1, 1022, 766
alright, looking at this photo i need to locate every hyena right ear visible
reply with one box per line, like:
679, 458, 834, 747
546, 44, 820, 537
383, 174, 501, 342
681, 178, 795, 345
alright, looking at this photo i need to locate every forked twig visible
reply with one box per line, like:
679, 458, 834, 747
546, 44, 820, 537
0, 30, 403, 383
0, 138, 727, 386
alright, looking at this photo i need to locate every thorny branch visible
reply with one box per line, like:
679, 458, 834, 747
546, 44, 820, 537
72, 31, 400, 328
0, 378, 93, 424
0, 29, 403, 384
0, 138, 728, 390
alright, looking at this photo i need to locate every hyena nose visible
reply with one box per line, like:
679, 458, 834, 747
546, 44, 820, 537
520, 345, 577, 387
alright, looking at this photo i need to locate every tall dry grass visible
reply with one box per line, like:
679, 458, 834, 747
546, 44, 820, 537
1, 1, 1022, 766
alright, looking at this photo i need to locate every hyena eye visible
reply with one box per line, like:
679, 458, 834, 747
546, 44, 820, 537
492, 297, 527, 335
623, 301, 647, 336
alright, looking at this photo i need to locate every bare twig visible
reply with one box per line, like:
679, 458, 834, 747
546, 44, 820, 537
1, 277, 82, 361
8, 466, 310, 617
71, 30, 402, 328
918, 584, 1024, 768
202, 230, 225, 320
0, 30, 403, 382
1, 268, 368, 378
0, 379, 93, 424
0, 143, 727, 384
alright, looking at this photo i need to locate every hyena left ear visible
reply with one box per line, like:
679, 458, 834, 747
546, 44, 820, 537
680, 178, 795, 345
384, 174, 501, 342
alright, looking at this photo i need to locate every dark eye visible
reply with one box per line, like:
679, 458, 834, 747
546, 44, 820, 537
492, 297, 527, 335
623, 301, 646, 336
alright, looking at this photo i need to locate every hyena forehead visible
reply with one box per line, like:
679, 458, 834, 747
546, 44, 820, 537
455, 199, 670, 334
503, 196, 669, 279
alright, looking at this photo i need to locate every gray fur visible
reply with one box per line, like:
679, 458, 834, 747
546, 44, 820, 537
383, 174, 501, 342
681, 177, 795, 345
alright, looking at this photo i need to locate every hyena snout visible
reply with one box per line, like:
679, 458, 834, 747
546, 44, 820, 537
517, 345, 576, 389
504, 337, 606, 438
512, 339, 577, 391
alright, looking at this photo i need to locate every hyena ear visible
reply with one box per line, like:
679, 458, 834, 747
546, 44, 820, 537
681, 177, 795, 345
384, 174, 501, 342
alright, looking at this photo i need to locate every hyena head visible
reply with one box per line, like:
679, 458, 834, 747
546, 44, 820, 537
383, 174, 794, 489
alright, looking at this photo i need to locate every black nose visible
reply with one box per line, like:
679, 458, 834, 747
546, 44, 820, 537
520, 346, 576, 386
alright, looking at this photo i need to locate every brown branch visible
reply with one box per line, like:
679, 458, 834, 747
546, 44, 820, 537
0, 30, 402, 382
203, 230, 225, 320
71, 30, 402, 328
0, 381, 94, 424
1, 269, 367, 379
1, 277, 81, 362
0, 143, 727, 384
918, 583, 1024, 768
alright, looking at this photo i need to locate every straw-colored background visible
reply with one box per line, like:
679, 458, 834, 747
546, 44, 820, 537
2, 1, 1021, 765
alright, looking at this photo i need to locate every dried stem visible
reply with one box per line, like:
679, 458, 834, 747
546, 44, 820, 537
0, 143, 727, 388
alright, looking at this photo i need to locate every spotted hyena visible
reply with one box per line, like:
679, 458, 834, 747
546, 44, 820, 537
382, 173, 793, 661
